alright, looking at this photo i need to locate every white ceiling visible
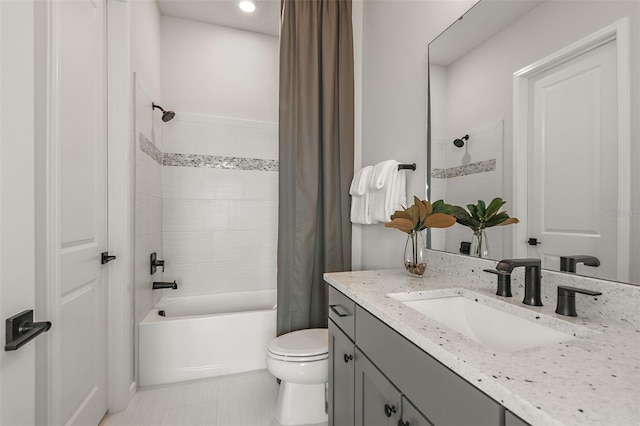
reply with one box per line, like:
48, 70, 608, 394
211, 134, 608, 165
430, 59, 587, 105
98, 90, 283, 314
156, 0, 280, 37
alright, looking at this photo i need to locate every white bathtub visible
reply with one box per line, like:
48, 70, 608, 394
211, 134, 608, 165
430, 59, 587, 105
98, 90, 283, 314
139, 289, 277, 387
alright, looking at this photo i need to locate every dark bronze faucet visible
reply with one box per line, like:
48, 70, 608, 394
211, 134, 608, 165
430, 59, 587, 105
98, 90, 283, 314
495, 258, 543, 306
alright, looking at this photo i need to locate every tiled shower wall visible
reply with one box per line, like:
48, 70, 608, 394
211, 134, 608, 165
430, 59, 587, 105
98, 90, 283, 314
429, 65, 506, 258
134, 78, 164, 327
433, 120, 505, 259
160, 114, 278, 296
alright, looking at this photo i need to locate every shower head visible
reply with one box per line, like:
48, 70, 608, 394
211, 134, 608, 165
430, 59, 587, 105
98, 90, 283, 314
453, 134, 469, 148
152, 103, 176, 122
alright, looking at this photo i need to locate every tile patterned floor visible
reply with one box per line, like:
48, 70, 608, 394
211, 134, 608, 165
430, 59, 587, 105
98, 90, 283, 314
101, 369, 326, 426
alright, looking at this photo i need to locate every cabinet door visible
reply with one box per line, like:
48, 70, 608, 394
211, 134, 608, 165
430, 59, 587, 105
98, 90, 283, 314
329, 319, 355, 426
400, 396, 434, 426
355, 348, 401, 426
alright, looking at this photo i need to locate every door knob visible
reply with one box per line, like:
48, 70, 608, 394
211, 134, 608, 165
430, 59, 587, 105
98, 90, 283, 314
101, 252, 116, 264
527, 238, 541, 246
5, 310, 51, 351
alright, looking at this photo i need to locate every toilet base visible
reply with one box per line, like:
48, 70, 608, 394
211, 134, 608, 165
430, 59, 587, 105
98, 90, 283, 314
275, 381, 328, 425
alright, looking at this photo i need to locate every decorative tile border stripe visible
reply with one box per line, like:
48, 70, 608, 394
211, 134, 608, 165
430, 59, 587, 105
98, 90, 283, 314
431, 159, 496, 179
138, 132, 278, 171
163, 153, 278, 172
139, 133, 163, 165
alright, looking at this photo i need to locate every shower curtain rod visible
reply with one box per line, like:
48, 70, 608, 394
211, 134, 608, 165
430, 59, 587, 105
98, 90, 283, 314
398, 163, 416, 171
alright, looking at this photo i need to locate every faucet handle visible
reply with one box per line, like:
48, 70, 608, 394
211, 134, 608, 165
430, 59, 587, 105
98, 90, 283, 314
483, 269, 512, 297
150, 252, 166, 274
560, 255, 600, 273
555, 285, 602, 316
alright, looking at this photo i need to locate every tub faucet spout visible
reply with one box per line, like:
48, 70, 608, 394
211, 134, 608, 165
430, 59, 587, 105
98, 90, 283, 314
153, 281, 178, 290
496, 258, 542, 306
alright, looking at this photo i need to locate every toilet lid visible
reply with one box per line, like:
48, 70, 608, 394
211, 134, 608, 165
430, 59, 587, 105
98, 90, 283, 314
268, 328, 328, 357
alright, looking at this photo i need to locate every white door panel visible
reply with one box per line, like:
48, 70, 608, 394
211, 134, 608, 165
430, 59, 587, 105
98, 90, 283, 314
527, 40, 617, 279
1, 0, 110, 424
53, 0, 109, 424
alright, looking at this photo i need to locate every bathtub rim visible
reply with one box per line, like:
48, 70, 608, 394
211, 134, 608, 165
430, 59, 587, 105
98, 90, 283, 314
140, 288, 277, 324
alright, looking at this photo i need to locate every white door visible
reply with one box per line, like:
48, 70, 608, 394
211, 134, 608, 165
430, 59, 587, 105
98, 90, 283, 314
526, 40, 618, 280
48, 0, 109, 424
1, 1, 38, 424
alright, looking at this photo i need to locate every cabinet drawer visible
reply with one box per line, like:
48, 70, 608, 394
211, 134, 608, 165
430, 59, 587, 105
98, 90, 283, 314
356, 306, 501, 426
328, 285, 355, 340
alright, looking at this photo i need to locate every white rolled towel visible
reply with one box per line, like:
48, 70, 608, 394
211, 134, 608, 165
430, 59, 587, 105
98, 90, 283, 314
350, 166, 373, 224
386, 169, 407, 218
368, 160, 399, 190
349, 166, 373, 196
369, 160, 403, 223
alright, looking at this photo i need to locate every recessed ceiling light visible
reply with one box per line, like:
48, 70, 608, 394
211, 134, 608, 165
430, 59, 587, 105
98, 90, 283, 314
239, 0, 256, 13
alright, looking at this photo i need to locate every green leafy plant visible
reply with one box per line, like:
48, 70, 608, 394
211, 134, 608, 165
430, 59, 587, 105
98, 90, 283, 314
450, 198, 519, 232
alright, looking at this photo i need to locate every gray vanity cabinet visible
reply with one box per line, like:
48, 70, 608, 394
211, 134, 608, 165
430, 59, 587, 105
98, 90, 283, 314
328, 285, 509, 426
355, 305, 502, 425
354, 348, 401, 426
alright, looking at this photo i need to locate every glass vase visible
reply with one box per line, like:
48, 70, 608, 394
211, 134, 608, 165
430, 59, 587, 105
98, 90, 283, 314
470, 229, 489, 258
404, 231, 426, 277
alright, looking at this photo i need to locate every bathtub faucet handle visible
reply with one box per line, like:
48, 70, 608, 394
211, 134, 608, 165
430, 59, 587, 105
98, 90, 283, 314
150, 252, 165, 274
152, 281, 178, 290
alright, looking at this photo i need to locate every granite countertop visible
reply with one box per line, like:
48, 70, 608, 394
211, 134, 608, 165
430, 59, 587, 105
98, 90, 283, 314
324, 268, 640, 426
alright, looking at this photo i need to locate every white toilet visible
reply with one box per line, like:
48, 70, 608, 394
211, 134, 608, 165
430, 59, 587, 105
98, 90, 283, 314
266, 328, 329, 425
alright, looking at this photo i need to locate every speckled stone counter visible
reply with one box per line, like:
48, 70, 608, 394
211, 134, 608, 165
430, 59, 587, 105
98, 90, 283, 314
324, 264, 640, 426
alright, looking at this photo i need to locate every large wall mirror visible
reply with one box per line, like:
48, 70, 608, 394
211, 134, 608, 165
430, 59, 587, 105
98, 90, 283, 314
428, 0, 639, 285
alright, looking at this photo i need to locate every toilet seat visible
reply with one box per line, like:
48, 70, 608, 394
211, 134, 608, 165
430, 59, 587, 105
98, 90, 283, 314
267, 328, 328, 362
267, 352, 328, 362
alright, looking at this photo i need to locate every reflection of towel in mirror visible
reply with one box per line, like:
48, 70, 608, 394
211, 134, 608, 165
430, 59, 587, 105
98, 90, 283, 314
369, 160, 406, 223
349, 166, 373, 224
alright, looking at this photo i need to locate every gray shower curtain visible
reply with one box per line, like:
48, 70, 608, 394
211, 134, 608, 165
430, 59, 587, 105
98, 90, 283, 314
277, 0, 354, 336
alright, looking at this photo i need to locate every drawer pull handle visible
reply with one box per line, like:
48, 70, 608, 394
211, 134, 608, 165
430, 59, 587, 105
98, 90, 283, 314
384, 404, 396, 418
343, 353, 353, 363
329, 304, 349, 317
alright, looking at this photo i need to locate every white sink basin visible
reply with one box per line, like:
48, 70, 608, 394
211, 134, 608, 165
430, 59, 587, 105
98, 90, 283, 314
388, 289, 591, 353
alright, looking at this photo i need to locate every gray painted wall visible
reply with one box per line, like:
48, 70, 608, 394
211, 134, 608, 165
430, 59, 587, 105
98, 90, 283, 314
355, 0, 475, 269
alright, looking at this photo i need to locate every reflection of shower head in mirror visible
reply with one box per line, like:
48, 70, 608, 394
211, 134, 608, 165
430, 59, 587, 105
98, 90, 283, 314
453, 134, 469, 148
